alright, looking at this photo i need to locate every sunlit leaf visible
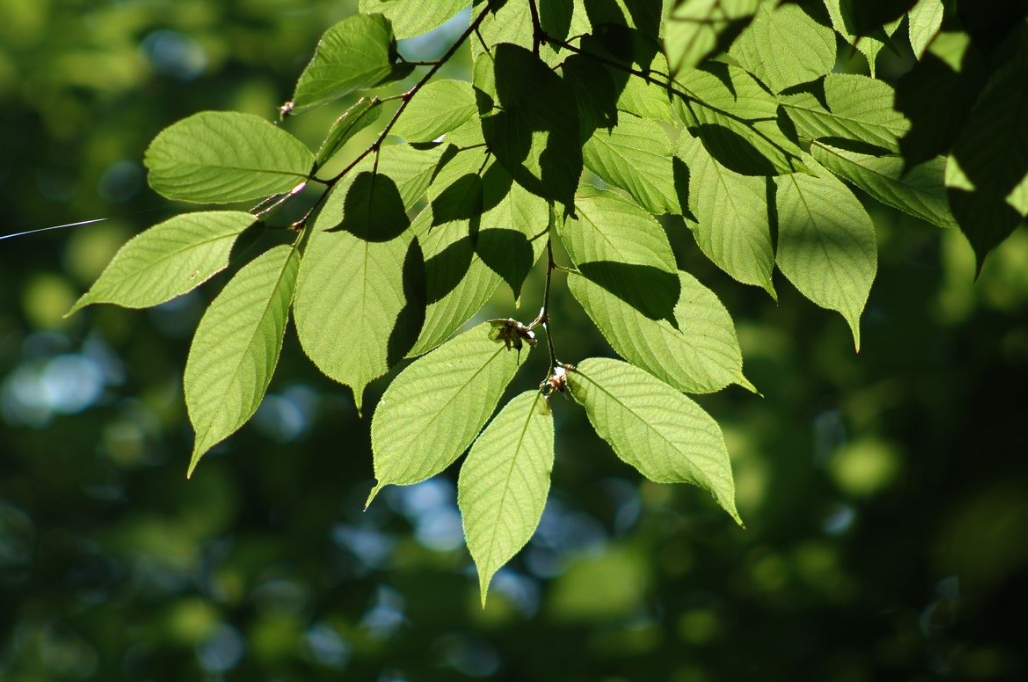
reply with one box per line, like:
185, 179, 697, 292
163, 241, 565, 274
568, 357, 741, 525
393, 79, 477, 144
368, 322, 526, 503
811, 142, 956, 229
184, 245, 300, 475
294, 182, 423, 412
68, 212, 255, 314
676, 133, 775, 295
908, 0, 945, 59
582, 114, 681, 215
292, 14, 397, 114
458, 390, 553, 605
359, 0, 468, 40
145, 112, 312, 203
729, 2, 836, 92
781, 74, 910, 153
775, 172, 877, 350
568, 270, 754, 394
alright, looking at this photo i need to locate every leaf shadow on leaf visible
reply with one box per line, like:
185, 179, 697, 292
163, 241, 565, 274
838, 0, 917, 37
691, 123, 778, 176
424, 226, 476, 304
432, 173, 484, 226
476, 228, 536, 300
671, 156, 697, 222
387, 237, 427, 365
562, 54, 620, 141
328, 171, 411, 242
577, 260, 680, 327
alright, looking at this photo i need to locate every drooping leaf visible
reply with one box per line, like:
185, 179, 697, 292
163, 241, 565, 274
480, 43, 582, 207
775, 171, 877, 350
68, 212, 255, 314
369, 322, 527, 503
568, 357, 741, 525
392, 79, 477, 144
568, 270, 754, 394
291, 14, 398, 114
184, 245, 300, 475
824, 0, 903, 77
315, 97, 382, 170
945, 51, 1028, 271
559, 186, 676, 271
145, 112, 312, 204
582, 114, 681, 215
907, 0, 945, 59
676, 133, 775, 296
674, 63, 806, 175
811, 142, 956, 229
729, 2, 836, 93
458, 390, 554, 605
781, 74, 910, 153
359, 0, 468, 40
664, 0, 759, 74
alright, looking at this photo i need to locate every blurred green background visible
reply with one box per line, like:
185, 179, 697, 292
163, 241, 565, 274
2, 1, 1027, 680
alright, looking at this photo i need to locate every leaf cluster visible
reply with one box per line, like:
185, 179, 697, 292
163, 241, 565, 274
68, 0, 1028, 601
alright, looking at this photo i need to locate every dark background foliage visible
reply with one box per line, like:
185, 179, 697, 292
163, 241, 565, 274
2, 1, 1027, 680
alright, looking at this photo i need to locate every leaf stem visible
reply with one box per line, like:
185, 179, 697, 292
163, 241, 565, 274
528, 0, 543, 55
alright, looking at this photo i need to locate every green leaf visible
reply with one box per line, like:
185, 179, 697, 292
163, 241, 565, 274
837, 0, 918, 37
145, 112, 312, 204
68, 211, 255, 314
315, 97, 382, 170
359, 0, 468, 40
729, 2, 836, 92
568, 357, 741, 525
674, 63, 806, 175
480, 43, 582, 207
664, 0, 759, 75
811, 142, 956, 229
908, 0, 945, 59
781, 74, 910, 153
946, 52, 1028, 271
824, 0, 902, 76
291, 14, 397, 114
458, 390, 554, 605
569, 270, 754, 394
369, 322, 527, 503
775, 172, 877, 350
393, 79, 477, 144
582, 114, 682, 215
559, 187, 676, 271
294, 183, 424, 412
332, 171, 411, 242
184, 245, 300, 475
676, 133, 775, 296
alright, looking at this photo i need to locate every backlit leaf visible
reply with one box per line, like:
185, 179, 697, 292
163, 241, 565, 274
145, 112, 312, 203
369, 322, 526, 503
775, 172, 877, 350
729, 2, 836, 92
459, 390, 554, 605
315, 97, 382, 169
908, 0, 945, 59
359, 0, 468, 40
568, 271, 754, 394
292, 14, 397, 114
184, 245, 300, 475
811, 142, 956, 229
68, 211, 255, 314
664, 0, 759, 74
568, 358, 741, 525
393, 79, 476, 143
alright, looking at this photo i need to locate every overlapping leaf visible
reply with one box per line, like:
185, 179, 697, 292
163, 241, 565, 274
369, 323, 526, 503
812, 143, 956, 229
145, 112, 312, 203
568, 358, 741, 525
184, 245, 300, 475
458, 390, 553, 605
664, 0, 759, 74
775, 172, 877, 350
315, 97, 382, 170
729, 2, 836, 92
392, 79, 477, 144
68, 212, 255, 314
676, 133, 775, 295
291, 14, 399, 114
